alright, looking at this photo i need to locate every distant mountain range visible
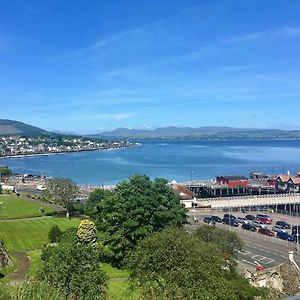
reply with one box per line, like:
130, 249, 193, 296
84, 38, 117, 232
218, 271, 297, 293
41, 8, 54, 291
1, 119, 300, 140
94, 126, 300, 140
0, 119, 50, 136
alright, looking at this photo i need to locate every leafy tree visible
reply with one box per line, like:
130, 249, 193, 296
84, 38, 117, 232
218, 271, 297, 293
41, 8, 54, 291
127, 227, 264, 300
92, 175, 187, 265
193, 225, 243, 257
0, 166, 12, 177
84, 188, 110, 216
38, 229, 107, 299
48, 225, 62, 243
43, 177, 79, 213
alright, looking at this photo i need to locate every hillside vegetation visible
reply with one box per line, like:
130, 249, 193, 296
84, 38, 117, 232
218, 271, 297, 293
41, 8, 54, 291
0, 119, 49, 136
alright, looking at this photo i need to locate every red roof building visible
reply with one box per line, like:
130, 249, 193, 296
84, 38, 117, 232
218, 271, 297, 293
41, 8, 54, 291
216, 176, 249, 188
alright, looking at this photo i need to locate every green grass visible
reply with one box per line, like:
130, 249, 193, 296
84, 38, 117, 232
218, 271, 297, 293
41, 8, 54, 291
0, 218, 81, 251
101, 263, 141, 299
0, 194, 55, 219
107, 281, 140, 300
27, 250, 42, 277
102, 263, 130, 279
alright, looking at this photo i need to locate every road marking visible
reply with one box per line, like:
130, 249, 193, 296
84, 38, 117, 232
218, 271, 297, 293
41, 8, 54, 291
241, 259, 257, 266
252, 255, 264, 260
251, 255, 274, 265
260, 257, 274, 264
238, 250, 251, 255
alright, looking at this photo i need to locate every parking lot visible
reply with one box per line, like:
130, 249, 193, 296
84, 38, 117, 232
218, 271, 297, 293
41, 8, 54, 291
190, 209, 300, 239
187, 209, 300, 270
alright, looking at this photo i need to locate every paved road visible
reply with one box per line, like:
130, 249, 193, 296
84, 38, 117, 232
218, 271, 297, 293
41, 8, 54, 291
186, 209, 300, 270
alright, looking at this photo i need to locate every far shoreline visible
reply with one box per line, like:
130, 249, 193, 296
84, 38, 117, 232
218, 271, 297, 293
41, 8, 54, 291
0, 145, 138, 160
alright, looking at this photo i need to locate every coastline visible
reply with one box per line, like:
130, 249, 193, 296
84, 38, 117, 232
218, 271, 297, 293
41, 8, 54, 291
0, 145, 137, 160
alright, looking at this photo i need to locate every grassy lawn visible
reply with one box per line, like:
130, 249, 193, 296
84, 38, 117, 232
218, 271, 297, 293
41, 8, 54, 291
0, 194, 55, 219
0, 218, 81, 251
102, 263, 130, 279
107, 281, 140, 300
101, 263, 140, 300
27, 250, 42, 277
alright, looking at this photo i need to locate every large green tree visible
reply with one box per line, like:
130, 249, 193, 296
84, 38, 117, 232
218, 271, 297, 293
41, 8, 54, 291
43, 177, 79, 213
38, 229, 107, 300
193, 225, 243, 257
127, 227, 264, 300
84, 188, 111, 216
91, 175, 187, 265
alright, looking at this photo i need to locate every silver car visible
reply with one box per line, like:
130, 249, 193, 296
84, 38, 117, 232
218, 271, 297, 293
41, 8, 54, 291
252, 220, 266, 228
272, 225, 287, 233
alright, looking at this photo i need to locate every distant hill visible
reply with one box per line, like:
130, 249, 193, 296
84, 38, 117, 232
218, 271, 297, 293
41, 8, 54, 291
0, 119, 50, 136
94, 126, 300, 140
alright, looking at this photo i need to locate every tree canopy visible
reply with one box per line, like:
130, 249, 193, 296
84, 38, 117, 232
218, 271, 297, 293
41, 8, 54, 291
193, 225, 243, 257
0, 166, 12, 177
43, 177, 79, 213
127, 227, 264, 300
38, 228, 107, 299
88, 175, 187, 265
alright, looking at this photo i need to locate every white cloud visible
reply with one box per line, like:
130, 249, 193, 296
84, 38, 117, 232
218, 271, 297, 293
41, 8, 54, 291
230, 26, 300, 43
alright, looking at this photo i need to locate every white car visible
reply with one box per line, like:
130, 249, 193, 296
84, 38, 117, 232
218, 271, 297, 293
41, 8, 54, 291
272, 225, 287, 233
37, 185, 47, 191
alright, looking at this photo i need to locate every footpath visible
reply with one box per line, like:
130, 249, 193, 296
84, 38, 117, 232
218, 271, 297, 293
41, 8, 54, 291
7, 252, 31, 286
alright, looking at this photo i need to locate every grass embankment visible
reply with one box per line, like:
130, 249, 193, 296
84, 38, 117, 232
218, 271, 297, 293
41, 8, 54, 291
0, 194, 54, 219
0, 218, 81, 251
0, 194, 139, 298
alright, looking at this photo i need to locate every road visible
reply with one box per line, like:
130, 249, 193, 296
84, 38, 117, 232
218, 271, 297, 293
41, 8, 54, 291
186, 210, 300, 270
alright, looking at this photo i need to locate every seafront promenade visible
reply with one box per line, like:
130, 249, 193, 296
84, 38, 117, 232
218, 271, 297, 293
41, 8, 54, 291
194, 193, 300, 210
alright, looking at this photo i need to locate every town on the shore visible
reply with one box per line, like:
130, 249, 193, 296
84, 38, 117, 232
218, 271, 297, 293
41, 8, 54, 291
0, 135, 136, 158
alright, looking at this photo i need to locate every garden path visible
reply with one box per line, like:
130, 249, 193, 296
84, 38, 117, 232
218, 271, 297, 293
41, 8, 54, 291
7, 252, 31, 286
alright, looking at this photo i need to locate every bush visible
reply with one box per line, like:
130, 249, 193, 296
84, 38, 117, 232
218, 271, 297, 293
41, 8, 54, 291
48, 225, 62, 243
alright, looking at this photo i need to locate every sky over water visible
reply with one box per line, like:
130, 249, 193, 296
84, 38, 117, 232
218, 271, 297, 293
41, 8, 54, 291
0, 0, 300, 133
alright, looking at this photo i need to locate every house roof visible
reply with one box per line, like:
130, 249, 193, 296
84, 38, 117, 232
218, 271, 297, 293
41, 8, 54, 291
276, 175, 291, 183
217, 176, 248, 181
288, 176, 300, 184
170, 183, 194, 200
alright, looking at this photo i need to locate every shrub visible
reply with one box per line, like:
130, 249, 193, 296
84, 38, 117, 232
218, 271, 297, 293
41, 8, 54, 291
48, 225, 62, 243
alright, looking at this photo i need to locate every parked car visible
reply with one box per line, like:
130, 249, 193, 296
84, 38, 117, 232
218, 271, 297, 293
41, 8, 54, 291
223, 213, 236, 219
37, 185, 47, 191
276, 221, 291, 229
293, 234, 300, 243
245, 214, 256, 221
223, 217, 239, 227
203, 217, 216, 226
211, 215, 222, 223
276, 231, 294, 241
258, 228, 275, 237
256, 213, 272, 225
292, 225, 300, 235
237, 217, 248, 224
252, 220, 265, 228
242, 223, 257, 232
272, 225, 287, 233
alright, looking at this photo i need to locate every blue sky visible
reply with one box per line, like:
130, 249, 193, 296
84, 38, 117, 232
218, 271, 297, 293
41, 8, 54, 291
0, 0, 300, 133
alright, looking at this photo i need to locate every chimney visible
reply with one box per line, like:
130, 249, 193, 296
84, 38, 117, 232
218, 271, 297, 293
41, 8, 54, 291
289, 251, 294, 263
287, 170, 290, 176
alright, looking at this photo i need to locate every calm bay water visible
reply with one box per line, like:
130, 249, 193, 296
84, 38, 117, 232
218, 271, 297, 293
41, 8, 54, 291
1, 140, 300, 185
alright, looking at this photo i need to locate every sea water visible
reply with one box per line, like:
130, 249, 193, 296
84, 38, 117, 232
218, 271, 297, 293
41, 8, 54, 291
1, 139, 300, 185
